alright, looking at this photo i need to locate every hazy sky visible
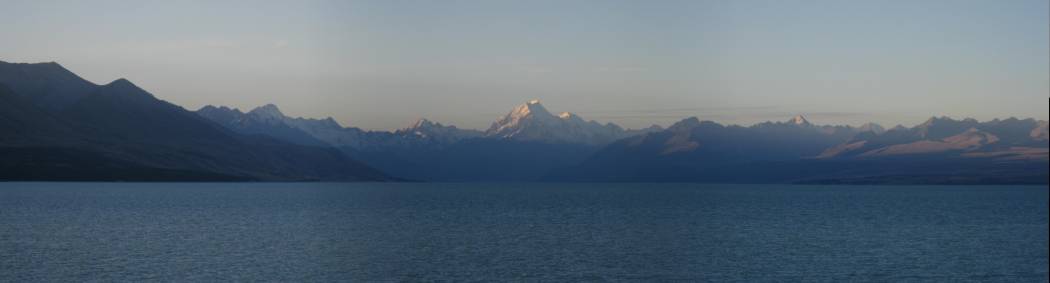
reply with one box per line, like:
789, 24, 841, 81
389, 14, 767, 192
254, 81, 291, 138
3, 0, 1048, 130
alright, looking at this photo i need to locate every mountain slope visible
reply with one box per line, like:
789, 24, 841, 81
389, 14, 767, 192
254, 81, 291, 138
820, 117, 1048, 159
546, 115, 1047, 184
1, 62, 393, 181
61, 79, 235, 144
547, 117, 858, 182
2, 81, 250, 181
0, 61, 97, 111
0, 83, 79, 145
197, 104, 328, 146
60, 80, 391, 181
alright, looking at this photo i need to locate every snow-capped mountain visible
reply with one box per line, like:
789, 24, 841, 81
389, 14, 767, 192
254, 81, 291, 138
857, 123, 886, 134
201, 100, 658, 149
197, 104, 483, 151
789, 115, 810, 126
484, 100, 656, 145
395, 118, 483, 144
197, 104, 329, 146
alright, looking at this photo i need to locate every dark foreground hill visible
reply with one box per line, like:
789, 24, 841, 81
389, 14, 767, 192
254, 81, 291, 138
0, 61, 393, 182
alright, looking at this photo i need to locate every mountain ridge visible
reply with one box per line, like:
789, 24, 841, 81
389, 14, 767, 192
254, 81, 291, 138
2, 61, 395, 182
547, 115, 1046, 183
2, 60, 1046, 183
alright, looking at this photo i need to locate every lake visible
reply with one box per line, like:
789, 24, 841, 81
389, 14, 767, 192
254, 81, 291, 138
1, 183, 1047, 281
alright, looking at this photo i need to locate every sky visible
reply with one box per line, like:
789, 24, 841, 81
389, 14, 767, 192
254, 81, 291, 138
2, 0, 1048, 130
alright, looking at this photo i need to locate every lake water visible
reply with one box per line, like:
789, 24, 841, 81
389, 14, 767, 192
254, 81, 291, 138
1, 183, 1046, 282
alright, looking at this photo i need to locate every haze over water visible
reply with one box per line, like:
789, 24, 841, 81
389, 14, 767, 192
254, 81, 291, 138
2, 183, 1046, 281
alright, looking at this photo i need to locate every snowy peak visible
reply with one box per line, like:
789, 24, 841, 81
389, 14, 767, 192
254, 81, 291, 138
198, 105, 243, 115
510, 99, 554, 119
396, 118, 482, 141
487, 100, 559, 134
669, 117, 702, 131
558, 112, 585, 122
407, 118, 442, 130
197, 105, 245, 124
857, 122, 886, 134
790, 115, 810, 126
412, 118, 434, 128
247, 104, 285, 120
318, 117, 343, 129
399, 118, 447, 134
485, 100, 652, 145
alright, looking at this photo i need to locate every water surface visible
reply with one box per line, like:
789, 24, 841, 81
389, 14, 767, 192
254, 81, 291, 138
1, 183, 1047, 281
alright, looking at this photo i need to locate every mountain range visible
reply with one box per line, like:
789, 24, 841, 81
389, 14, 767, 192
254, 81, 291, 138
194, 98, 658, 181
2, 60, 1046, 184
549, 115, 1047, 184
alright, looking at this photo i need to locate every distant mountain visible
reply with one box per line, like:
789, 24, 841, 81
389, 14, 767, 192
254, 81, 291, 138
857, 123, 886, 135
355, 100, 634, 181
4, 60, 1045, 184
196, 101, 613, 181
1, 62, 393, 181
548, 116, 1047, 184
819, 117, 1047, 159
197, 104, 483, 151
1034, 121, 1048, 140
198, 104, 328, 146
546, 116, 859, 182
199, 100, 657, 152
858, 128, 998, 157
395, 118, 484, 145
484, 100, 658, 145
